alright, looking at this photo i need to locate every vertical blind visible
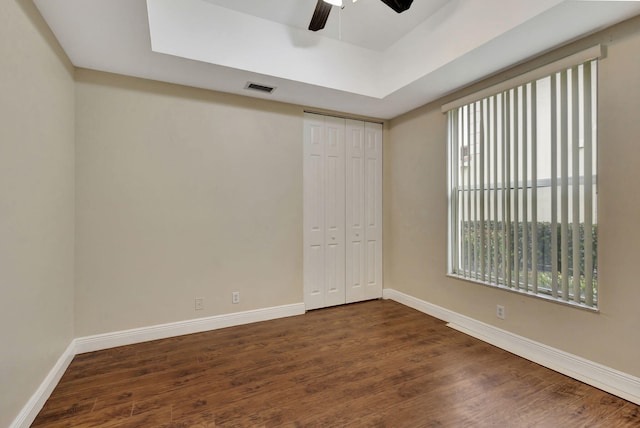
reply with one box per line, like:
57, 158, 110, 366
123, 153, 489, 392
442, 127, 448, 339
446, 56, 598, 309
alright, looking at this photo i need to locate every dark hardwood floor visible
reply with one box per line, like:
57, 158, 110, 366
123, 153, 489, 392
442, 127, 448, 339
33, 300, 639, 427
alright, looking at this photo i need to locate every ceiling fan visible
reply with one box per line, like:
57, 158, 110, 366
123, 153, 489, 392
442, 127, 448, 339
309, 0, 414, 32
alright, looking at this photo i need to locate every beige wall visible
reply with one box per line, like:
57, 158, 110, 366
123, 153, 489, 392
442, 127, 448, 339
6, 1, 640, 422
385, 15, 640, 377
74, 70, 304, 336
0, 1, 75, 426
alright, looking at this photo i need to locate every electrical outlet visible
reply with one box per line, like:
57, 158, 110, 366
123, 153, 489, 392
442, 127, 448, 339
496, 304, 505, 320
232, 291, 240, 304
195, 297, 204, 311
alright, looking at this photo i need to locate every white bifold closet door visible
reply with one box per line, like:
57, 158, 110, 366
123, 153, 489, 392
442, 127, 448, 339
304, 113, 382, 310
345, 119, 383, 304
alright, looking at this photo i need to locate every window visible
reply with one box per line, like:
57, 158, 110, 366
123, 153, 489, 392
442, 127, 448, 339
445, 49, 599, 309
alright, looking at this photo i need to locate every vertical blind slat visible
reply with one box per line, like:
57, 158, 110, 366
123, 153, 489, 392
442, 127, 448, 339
522, 84, 529, 291
550, 74, 559, 299
449, 110, 458, 274
493, 95, 499, 285
456, 110, 460, 275
584, 63, 594, 307
469, 105, 474, 278
531, 82, 539, 294
460, 108, 466, 277
466, 106, 472, 278
457, 110, 461, 276
571, 66, 581, 303
513, 87, 520, 289
463, 107, 468, 277
473, 101, 482, 279
504, 90, 512, 287
560, 71, 570, 301
479, 100, 486, 282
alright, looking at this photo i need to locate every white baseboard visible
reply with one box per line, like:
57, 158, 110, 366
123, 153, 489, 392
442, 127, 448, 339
74, 303, 306, 354
9, 341, 76, 428
11, 302, 305, 428
383, 288, 640, 405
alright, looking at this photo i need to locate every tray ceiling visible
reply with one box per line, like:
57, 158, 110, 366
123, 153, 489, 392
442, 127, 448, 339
34, 0, 640, 119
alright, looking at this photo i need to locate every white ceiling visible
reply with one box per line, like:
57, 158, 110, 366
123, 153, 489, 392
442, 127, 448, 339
34, 0, 640, 120
201, 0, 450, 51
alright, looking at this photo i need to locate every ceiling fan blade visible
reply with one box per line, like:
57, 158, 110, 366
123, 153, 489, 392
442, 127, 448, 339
380, 0, 414, 13
309, 0, 332, 31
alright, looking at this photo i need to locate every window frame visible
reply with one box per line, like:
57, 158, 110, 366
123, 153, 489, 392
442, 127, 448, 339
444, 47, 600, 311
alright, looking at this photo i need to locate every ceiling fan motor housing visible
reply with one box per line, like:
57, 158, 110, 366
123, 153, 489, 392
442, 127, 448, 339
380, 0, 414, 13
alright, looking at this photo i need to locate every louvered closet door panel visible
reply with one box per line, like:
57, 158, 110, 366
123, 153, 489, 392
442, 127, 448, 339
323, 117, 346, 308
364, 122, 383, 300
345, 120, 366, 303
303, 114, 326, 310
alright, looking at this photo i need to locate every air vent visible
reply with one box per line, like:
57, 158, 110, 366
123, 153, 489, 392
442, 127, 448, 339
245, 82, 276, 94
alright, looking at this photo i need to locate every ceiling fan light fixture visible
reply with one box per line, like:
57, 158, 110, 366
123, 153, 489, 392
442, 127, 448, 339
323, 0, 343, 6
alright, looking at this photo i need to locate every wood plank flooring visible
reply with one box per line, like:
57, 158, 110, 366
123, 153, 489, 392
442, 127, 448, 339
32, 300, 640, 427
